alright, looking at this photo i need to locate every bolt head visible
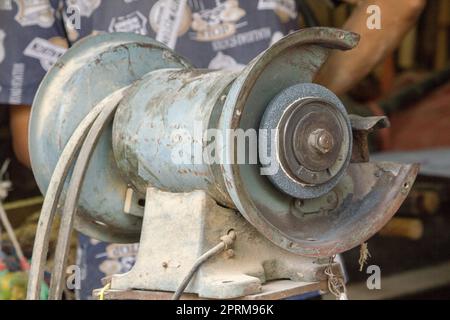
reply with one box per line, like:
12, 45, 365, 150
308, 129, 334, 154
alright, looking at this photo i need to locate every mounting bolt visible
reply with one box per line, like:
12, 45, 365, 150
326, 191, 338, 207
294, 199, 303, 209
308, 129, 334, 154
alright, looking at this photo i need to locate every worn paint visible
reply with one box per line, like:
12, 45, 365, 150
30, 29, 418, 257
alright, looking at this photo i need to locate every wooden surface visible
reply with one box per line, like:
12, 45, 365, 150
93, 280, 327, 300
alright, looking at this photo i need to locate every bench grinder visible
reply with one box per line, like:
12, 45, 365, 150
27, 28, 419, 299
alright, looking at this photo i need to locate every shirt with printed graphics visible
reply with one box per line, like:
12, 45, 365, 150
0, 0, 299, 105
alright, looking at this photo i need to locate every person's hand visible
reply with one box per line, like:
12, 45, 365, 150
315, 0, 426, 96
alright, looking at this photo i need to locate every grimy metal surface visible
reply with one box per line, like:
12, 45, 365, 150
113, 68, 238, 207
109, 188, 342, 299
29, 33, 192, 242
29, 28, 419, 259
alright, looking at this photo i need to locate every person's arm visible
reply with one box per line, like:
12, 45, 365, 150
315, 0, 426, 96
9, 105, 31, 168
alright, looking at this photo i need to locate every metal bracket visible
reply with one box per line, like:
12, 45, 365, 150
350, 115, 390, 163
110, 188, 339, 299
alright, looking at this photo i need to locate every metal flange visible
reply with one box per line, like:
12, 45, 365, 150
259, 83, 351, 199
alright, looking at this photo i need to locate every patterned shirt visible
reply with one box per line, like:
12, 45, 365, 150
0, 0, 299, 105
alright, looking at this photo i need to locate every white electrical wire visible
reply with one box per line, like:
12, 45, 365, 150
27, 87, 129, 300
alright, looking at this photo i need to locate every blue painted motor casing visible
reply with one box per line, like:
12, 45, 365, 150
112, 68, 238, 207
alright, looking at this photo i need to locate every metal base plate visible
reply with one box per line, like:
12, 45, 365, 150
110, 189, 340, 299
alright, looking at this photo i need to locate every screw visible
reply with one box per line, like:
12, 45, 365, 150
224, 249, 235, 259
326, 191, 338, 206
294, 199, 303, 209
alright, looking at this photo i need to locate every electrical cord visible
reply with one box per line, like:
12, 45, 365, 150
48, 93, 123, 300
172, 231, 236, 300
27, 87, 129, 300
26, 103, 100, 300
98, 282, 111, 300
